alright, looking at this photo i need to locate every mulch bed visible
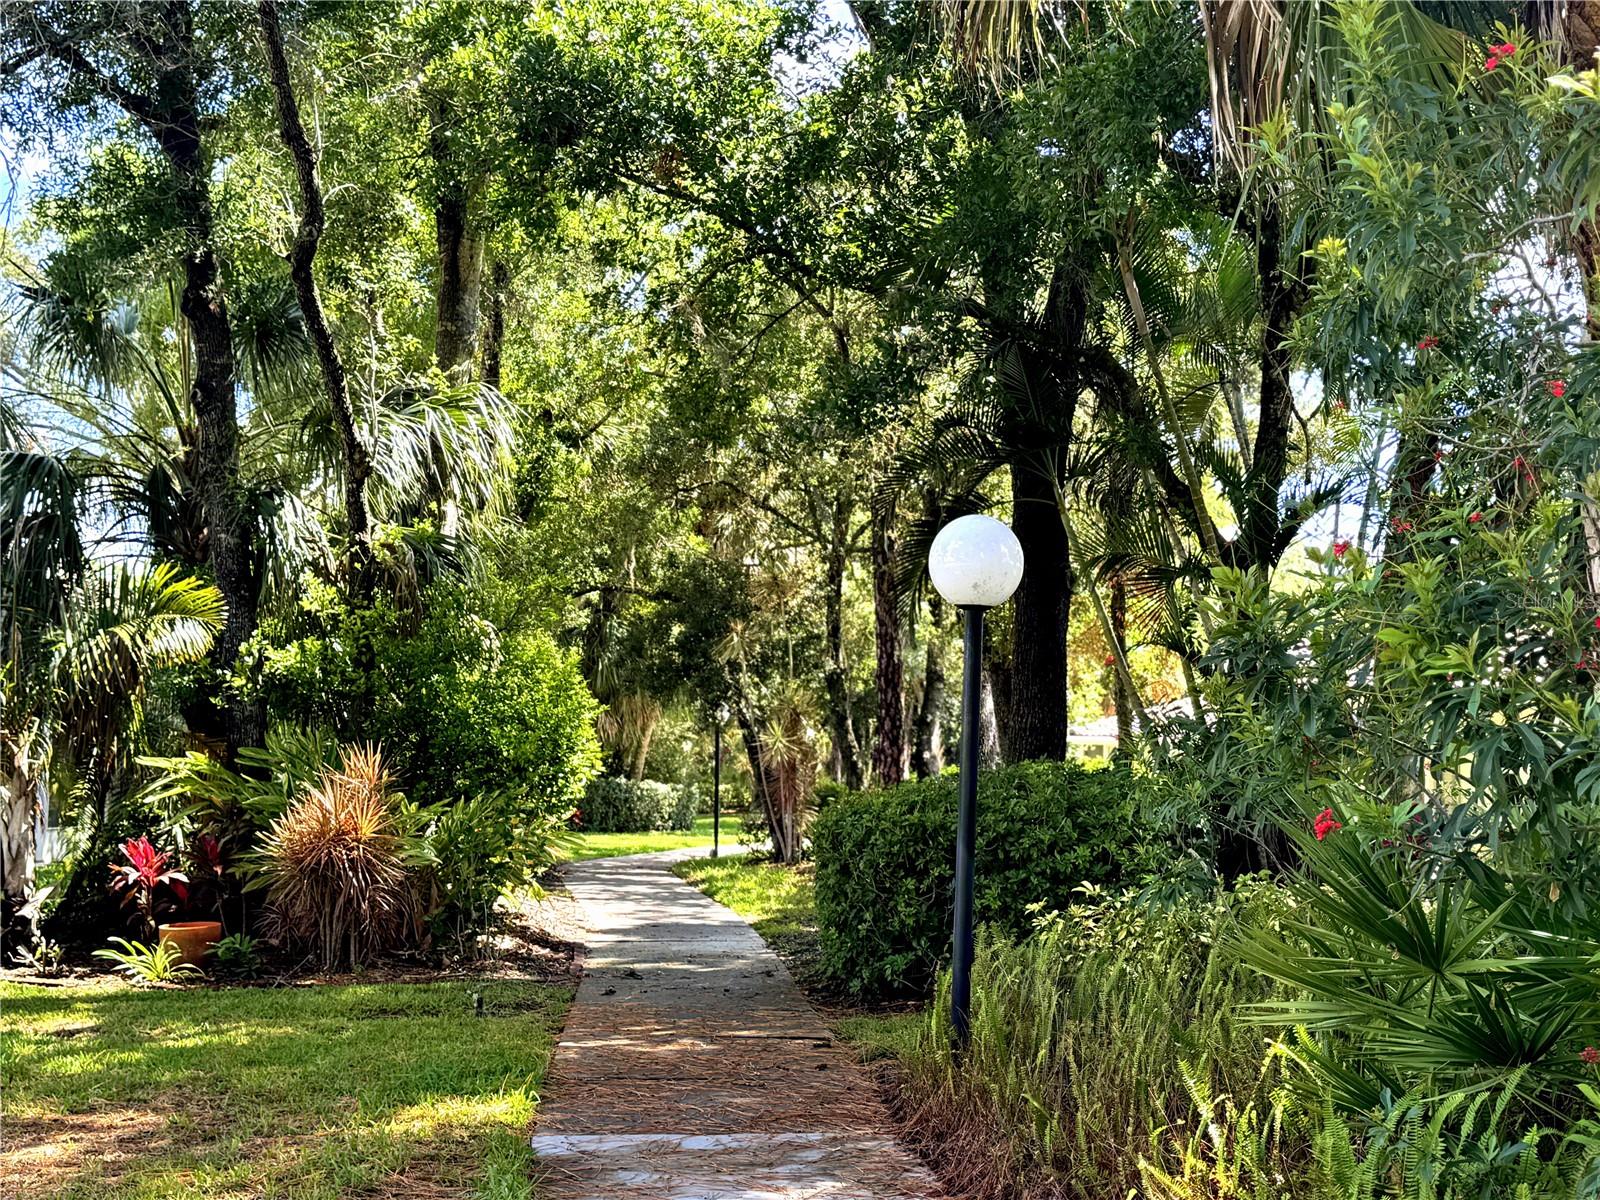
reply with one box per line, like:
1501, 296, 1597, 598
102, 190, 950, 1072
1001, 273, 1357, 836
1, 889, 586, 990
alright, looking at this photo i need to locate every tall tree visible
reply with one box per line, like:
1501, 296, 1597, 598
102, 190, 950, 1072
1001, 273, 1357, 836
2, 1, 263, 755
257, 0, 373, 604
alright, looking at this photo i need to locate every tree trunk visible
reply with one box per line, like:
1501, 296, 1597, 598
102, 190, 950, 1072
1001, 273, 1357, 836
1562, 4, 1600, 339
979, 658, 1001, 767
1111, 576, 1132, 745
1241, 201, 1304, 568
10, 6, 259, 754
434, 185, 485, 375
735, 704, 797, 862
985, 639, 1011, 763
259, 0, 373, 604
159, 75, 260, 756
912, 596, 947, 779
822, 493, 865, 790
869, 503, 907, 785
481, 259, 509, 388
1006, 463, 1070, 761
1, 765, 35, 903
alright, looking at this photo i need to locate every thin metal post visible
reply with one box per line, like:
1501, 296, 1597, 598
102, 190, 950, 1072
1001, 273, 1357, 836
951, 604, 984, 1045
712, 721, 722, 858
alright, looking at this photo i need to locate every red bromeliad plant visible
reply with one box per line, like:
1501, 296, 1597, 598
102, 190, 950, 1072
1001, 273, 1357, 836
109, 837, 188, 939
187, 833, 230, 922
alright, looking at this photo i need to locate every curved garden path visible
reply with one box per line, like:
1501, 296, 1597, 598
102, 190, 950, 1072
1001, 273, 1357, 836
531, 848, 942, 1199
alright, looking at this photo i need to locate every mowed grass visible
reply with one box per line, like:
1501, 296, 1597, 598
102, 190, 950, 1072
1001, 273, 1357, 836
562, 813, 747, 862
0, 979, 570, 1200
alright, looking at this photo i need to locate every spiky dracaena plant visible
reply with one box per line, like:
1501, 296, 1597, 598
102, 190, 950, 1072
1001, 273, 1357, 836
760, 684, 819, 864
252, 744, 420, 971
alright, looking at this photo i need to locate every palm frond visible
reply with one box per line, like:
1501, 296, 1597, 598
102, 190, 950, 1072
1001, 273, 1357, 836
52, 562, 224, 694
1, 446, 85, 649
1201, 0, 1469, 175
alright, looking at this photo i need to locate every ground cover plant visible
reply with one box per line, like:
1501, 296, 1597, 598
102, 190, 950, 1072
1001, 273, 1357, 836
0, 979, 570, 1200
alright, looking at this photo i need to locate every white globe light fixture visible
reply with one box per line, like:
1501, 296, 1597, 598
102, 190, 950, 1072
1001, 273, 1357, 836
928, 514, 1024, 609
926, 513, 1024, 1046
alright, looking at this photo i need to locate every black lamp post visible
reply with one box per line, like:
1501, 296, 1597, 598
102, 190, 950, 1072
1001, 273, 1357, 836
712, 704, 729, 857
927, 513, 1024, 1045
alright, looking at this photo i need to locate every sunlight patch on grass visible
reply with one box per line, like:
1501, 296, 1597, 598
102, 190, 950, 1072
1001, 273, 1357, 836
672, 855, 813, 934
0, 979, 569, 1200
672, 855, 822, 982
563, 813, 748, 861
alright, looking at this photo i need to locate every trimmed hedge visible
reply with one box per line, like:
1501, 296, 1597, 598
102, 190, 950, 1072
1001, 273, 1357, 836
811, 760, 1153, 999
580, 777, 696, 833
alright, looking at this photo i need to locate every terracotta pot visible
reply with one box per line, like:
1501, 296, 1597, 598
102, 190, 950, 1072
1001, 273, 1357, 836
158, 921, 223, 967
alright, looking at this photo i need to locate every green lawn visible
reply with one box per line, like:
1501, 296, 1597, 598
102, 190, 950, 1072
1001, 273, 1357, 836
0, 979, 569, 1200
562, 813, 747, 862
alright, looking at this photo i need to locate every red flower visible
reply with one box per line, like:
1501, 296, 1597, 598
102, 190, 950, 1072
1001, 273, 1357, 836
1313, 808, 1343, 841
1417, 335, 1440, 351
1583, 1046, 1600, 1066
1103, 654, 1116, 667
1469, 511, 1483, 523
1547, 379, 1566, 398
1485, 54, 1500, 70
1491, 41, 1517, 57
1593, 615, 1600, 630
1390, 517, 1414, 533
1433, 449, 1444, 461
1333, 539, 1351, 558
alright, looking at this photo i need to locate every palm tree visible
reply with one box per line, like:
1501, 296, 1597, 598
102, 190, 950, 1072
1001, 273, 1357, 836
1, 429, 83, 903
9, 262, 520, 616
3, 552, 223, 903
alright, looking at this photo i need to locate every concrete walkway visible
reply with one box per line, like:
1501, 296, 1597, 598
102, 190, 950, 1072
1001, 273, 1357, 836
531, 849, 942, 1199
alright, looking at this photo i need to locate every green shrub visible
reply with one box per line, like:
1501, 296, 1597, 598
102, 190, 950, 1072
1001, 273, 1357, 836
810, 779, 850, 815
811, 759, 1153, 998
371, 600, 601, 816
579, 777, 695, 833
418, 791, 574, 946
246, 580, 601, 820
